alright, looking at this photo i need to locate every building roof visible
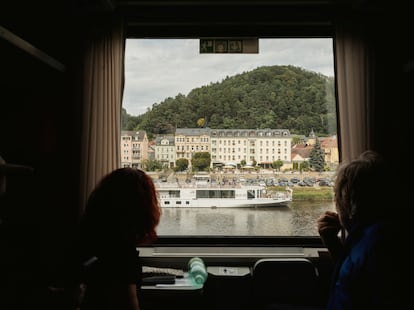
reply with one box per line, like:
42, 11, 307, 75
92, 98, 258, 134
320, 135, 337, 148
155, 135, 175, 145
121, 130, 147, 141
176, 127, 291, 137
291, 143, 313, 160
211, 128, 290, 138
175, 128, 212, 136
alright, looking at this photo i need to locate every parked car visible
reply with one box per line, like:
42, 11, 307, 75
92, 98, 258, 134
297, 181, 307, 187
290, 177, 301, 184
318, 179, 331, 186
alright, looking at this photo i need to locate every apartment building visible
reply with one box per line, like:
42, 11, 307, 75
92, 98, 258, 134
154, 135, 176, 168
120, 131, 149, 168
121, 129, 337, 169
175, 128, 211, 167
210, 129, 291, 168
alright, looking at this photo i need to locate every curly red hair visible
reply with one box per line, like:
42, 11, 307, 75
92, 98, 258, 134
82, 168, 161, 246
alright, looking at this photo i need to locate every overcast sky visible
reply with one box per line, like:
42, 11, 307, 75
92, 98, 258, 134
123, 38, 334, 116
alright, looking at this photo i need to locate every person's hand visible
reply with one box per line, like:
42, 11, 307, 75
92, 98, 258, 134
317, 211, 341, 244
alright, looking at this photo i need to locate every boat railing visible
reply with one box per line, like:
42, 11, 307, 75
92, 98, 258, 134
155, 182, 293, 197
156, 181, 248, 189
268, 187, 293, 200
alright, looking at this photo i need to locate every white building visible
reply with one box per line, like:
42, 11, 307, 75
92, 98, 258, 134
154, 135, 176, 168
209, 128, 291, 168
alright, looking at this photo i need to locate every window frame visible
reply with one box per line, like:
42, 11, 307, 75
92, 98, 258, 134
123, 2, 337, 248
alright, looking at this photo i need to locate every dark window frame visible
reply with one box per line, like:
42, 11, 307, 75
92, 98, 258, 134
123, 2, 335, 247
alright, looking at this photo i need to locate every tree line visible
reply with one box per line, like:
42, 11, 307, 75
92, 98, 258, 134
122, 65, 336, 139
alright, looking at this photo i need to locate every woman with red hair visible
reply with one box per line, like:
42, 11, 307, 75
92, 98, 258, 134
75, 167, 161, 309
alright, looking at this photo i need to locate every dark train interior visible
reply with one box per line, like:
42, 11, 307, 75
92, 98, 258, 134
1, 1, 412, 309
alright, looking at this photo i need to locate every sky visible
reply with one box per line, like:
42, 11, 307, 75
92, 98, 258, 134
123, 38, 334, 116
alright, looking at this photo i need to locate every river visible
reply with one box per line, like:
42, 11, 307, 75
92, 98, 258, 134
157, 200, 335, 237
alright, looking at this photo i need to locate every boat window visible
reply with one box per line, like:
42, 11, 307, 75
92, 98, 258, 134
122, 38, 337, 239
247, 190, 255, 199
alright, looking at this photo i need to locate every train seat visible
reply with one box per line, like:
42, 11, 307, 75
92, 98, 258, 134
251, 258, 325, 310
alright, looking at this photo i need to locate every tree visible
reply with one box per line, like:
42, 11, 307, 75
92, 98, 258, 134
175, 158, 189, 172
291, 135, 303, 146
142, 159, 163, 171
272, 160, 284, 171
300, 161, 309, 172
191, 152, 211, 172
293, 162, 299, 171
309, 138, 325, 172
197, 118, 206, 127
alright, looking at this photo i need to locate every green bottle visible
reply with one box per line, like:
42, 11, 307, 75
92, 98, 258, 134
188, 257, 208, 285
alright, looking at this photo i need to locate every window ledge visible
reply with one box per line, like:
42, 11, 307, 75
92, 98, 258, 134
138, 246, 324, 259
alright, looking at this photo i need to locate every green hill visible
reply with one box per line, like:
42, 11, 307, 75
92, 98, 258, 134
122, 65, 336, 138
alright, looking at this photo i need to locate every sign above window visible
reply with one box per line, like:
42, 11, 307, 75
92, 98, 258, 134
200, 38, 259, 54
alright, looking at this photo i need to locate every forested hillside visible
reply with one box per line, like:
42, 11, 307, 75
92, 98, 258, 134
122, 65, 336, 138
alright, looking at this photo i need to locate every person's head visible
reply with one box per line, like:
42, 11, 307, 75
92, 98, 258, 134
82, 167, 161, 245
334, 150, 391, 230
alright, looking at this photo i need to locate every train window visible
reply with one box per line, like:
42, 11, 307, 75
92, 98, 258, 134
121, 38, 337, 239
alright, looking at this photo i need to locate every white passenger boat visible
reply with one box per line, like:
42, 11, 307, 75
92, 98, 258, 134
156, 174, 292, 208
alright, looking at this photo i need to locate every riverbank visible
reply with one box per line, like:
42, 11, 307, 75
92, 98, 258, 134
271, 186, 334, 201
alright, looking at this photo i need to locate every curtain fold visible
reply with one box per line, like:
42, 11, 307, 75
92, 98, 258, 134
334, 19, 376, 163
79, 18, 125, 213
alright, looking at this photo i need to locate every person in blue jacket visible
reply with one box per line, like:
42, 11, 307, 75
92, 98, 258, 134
317, 150, 408, 309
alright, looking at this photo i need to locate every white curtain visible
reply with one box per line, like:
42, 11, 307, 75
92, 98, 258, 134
79, 19, 125, 213
334, 19, 376, 162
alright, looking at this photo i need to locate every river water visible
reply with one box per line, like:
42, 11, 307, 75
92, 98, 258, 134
157, 201, 335, 237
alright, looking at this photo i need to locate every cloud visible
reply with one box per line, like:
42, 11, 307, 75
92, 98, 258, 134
123, 38, 334, 116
